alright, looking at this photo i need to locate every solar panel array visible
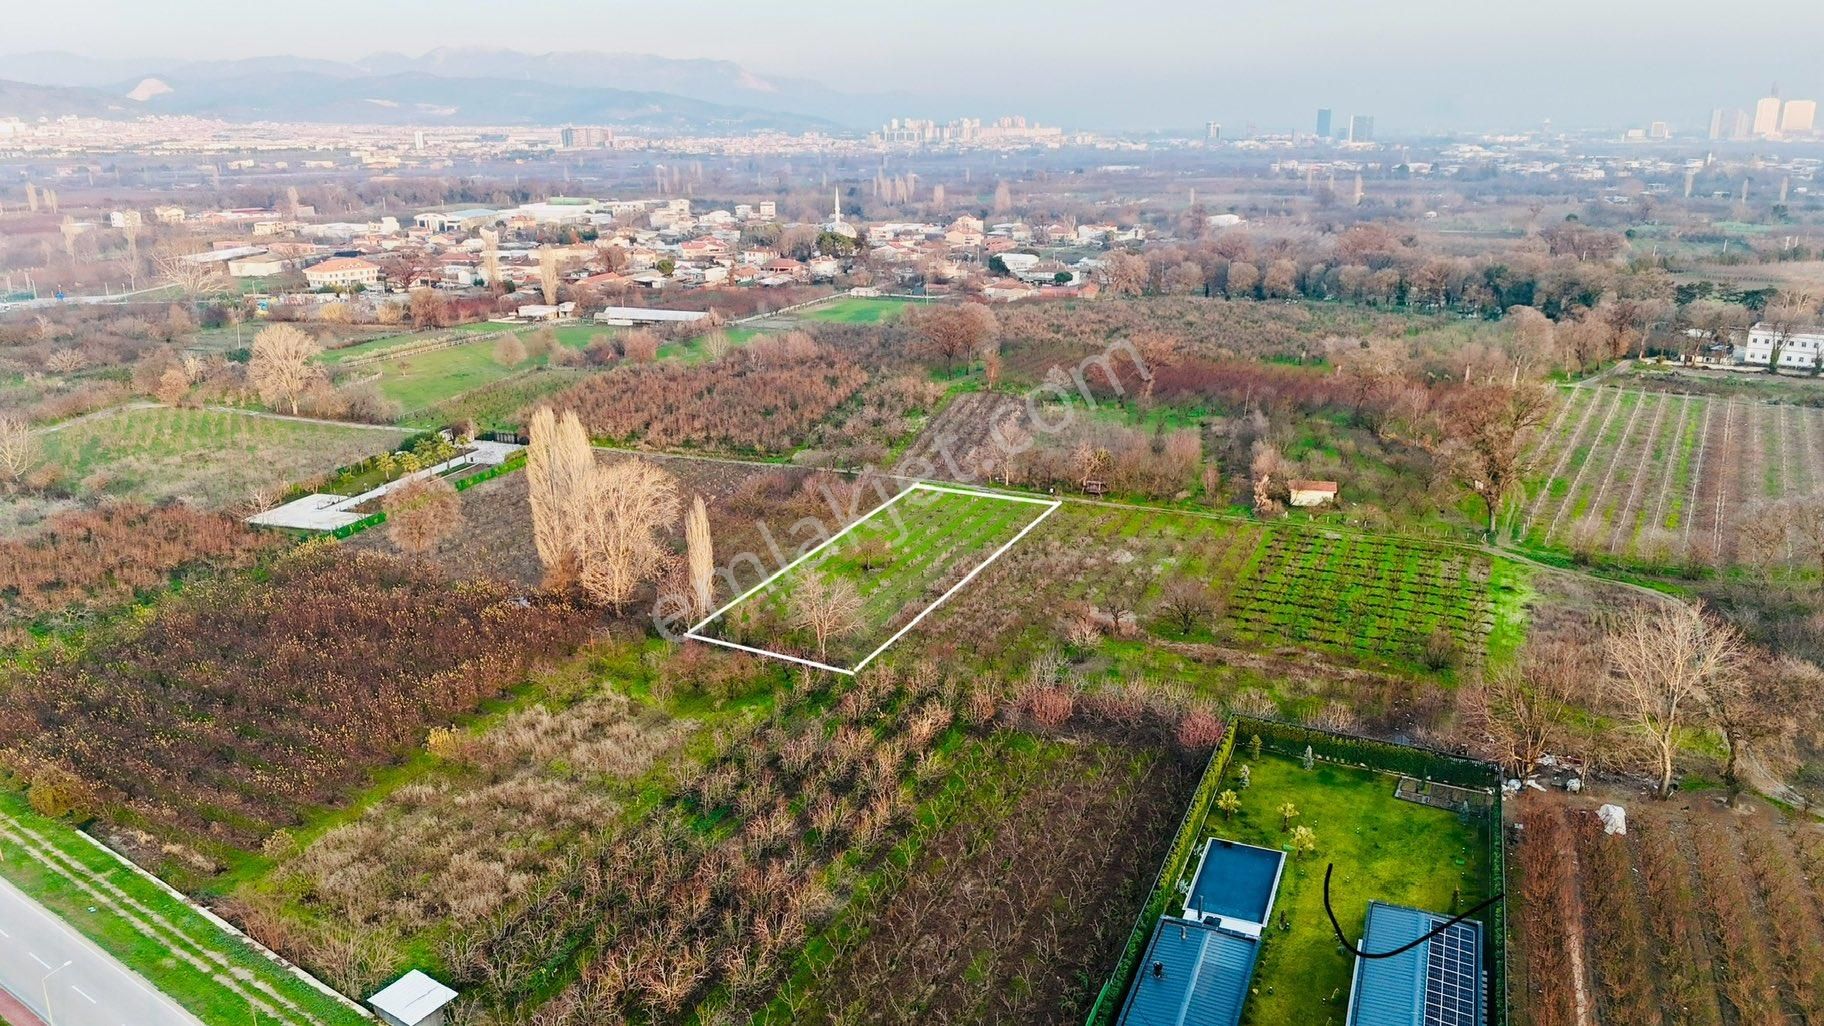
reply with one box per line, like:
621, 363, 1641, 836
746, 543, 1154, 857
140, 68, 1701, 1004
1423, 917, 1485, 1026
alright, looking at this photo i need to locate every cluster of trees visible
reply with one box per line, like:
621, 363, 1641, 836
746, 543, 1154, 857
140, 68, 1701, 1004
0, 546, 592, 854
525, 407, 692, 611
543, 334, 867, 453
1470, 599, 1823, 799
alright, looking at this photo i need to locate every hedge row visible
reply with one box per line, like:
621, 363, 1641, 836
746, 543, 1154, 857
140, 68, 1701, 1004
327, 454, 527, 541
1235, 716, 1499, 790
1085, 724, 1236, 1026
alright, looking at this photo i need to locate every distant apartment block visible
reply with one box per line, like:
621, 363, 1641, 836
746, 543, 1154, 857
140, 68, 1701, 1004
1206, 121, 1222, 142
560, 126, 613, 148
1781, 99, 1816, 135
1316, 107, 1333, 138
1347, 114, 1374, 142
1753, 94, 1782, 136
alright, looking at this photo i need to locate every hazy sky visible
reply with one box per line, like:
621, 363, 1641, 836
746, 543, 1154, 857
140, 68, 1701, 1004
8, 0, 1824, 132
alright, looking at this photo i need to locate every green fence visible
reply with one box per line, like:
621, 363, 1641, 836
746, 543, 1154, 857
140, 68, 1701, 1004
1084, 725, 1235, 1026
1239, 717, 1500, 789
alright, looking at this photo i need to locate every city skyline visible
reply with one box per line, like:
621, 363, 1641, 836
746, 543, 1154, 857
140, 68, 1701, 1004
5, 0, 1824, 133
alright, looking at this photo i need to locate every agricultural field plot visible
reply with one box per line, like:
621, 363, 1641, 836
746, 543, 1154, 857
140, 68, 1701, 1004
1515, 385, 1824, 564
691, 483, 1058, 672
789, 296, 923, 324
757, 732, 1197, 1025
1224, 530, 1515, 671
34, 405, 408, 509
1513, 792, 1824, 1026
353, 332, 585, 413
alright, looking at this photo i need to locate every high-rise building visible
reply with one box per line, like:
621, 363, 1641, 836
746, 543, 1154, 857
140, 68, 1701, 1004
1315, 108, 1333, 139
1649, 121, 1670, 139
560, 126, 612, 148
1205, 121, 1221, 142
1780, 99, 1817, 135
1707, 108, 1725, 140
1753, 94, 1782, 137
1347, 114, 1374, 143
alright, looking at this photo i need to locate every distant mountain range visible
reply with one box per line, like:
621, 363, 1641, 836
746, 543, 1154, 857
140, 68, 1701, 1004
0, 47, 900, 130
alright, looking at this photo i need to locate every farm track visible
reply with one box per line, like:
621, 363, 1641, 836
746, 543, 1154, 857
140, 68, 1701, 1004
1707, 402, 1740, 560
1606, 393, 1670, 554
1647, 395, 1696, 543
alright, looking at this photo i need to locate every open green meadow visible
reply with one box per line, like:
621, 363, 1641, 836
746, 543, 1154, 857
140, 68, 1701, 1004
37, 406, 407, 506
702, 485, 1053, 668
793, 297, 923, 324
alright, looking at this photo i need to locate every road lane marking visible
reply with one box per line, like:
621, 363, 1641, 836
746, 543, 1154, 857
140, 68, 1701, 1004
72, 985, 97, 1004
29, 952, 52, 969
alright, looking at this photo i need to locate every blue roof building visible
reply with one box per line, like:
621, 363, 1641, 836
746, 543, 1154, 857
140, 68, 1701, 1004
1345, 902, 1486, 1026
1117, 838, 1287, 1026
1118, 917, 1261, 1026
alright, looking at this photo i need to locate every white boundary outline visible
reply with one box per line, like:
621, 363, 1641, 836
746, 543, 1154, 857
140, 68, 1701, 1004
684, 481, 1061, 675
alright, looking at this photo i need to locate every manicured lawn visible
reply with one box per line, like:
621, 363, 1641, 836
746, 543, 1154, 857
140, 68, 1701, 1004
0, 792, 367, 1026
1204, 752, 1492, 1026
700, 484, 1054, 667
37, 406, 407, 506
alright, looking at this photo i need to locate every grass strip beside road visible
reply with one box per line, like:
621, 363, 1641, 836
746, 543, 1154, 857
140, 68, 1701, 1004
0, 792, 367, 1026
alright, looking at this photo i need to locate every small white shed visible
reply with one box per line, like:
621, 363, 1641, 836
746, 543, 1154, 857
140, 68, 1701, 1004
369, 970, 458, 1026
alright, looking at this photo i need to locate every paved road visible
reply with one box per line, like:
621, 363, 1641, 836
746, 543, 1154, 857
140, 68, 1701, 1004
0, 876, 202, 1026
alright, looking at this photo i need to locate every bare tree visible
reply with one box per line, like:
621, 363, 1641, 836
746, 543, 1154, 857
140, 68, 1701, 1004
685, 494, 714, 620
0, 415, 38, 484
1159, 578, 1217, 635
1705, 653, 1823, 789
791, 574, 864, 663
1604, 600, 1745, 798
1468, 637, 1596, 777
910, 304, 998, 373
154, 246, 226, 306
1434, 382, 1555, 534
576, 460, 682, 609
525, 406, 596, 589
479, 228, 502, 289
248, 324, 324, 415
1783, 495, 1824, 586
384, 476, 462, 556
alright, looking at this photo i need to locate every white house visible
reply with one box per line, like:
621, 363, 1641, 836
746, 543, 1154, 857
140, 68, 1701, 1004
1738, 322, 1824, 371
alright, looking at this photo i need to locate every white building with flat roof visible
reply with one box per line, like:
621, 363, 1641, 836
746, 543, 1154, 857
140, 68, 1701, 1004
1739, 321, 1824, 370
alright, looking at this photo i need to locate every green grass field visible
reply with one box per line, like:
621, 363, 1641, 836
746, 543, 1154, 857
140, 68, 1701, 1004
793, 297, 923, 324
38, 406, 407, 506
1205, 752, 1492, 1026
0, 792, 367, 1026
703, 485, 1052, 667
